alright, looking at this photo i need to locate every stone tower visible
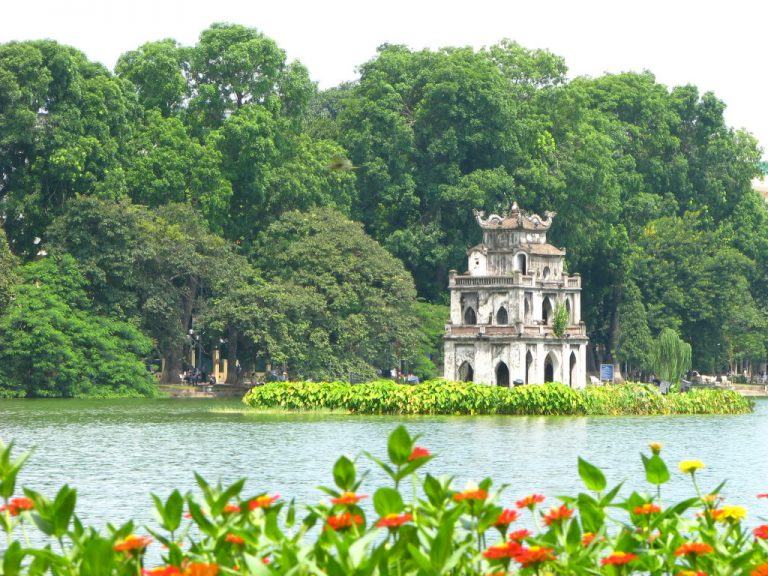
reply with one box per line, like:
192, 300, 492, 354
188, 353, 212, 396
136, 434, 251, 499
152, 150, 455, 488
443, 203, 588, 388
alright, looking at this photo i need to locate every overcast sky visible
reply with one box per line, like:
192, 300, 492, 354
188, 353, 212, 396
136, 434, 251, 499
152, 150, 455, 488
3, 0, 766, 154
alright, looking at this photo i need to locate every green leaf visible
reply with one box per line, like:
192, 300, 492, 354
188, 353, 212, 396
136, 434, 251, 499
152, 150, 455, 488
332, 456, 356, 491
373, 487, 404, 516
577, 457, 606, 492
387, 426, 413, 466
641, 454, 670, 485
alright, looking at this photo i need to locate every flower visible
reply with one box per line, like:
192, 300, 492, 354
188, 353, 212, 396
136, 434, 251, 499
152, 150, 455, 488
679, 460, 705, 474
712, 505, 747, 523
225, 534, 245, 545
248, 494, 279, 510
143, 568, 182, 576
453, 488, 488, 502
114, 534, 153, 553
325, 512, 363, 531
676, 571, 707, 576
514, 546, 554, 567
331, 492, 368, 505
222, 504, 241, 514
508, 529, 531, 541
649, 442, 663, 454
376, 512, 413, 528
408, 446, 430, 461
702, 493, 720, 505
183, 563, 219, 576
542, 504, 573, 526
754, 525, 768, 539
0, 497, 34, 516
494, 508, 519, 527
675, 542, 713, 556
633, 503, 661, 515
753, 565, 768, 576
582, 532, 596, 546
483, 541, 523, 560
515, 494, 545, 509
758, 493, 768, 499
601, 552, 637, 566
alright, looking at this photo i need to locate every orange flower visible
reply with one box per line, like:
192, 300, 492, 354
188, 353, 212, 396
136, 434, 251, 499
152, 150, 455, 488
677, 571, 707, 576
325, 512, 363, 531
222, 504, 241, 514
408, 446, 431, 461
0, 497, 34, 516
542, 504, 573, 526
634, 503, 661, 515
143, 568, 181, 576
508, 529, 531, 541
514, 546, 554, 567
376, 512, 413, 528
754, 525, 768, 539
675, 542, 713, 556
114, 534, 153, 553
331, 492, 368, 505
494, 508, 519, 527
453, 488, 488, 502
753, 566, 768, 576
248, 494, 279, 510
516, 494, 545, 509
601, 552, 637, 566
582, 532, 596, 546
225, 533, 245, 545
183, 563, 219, 576
483, 541, 523, 560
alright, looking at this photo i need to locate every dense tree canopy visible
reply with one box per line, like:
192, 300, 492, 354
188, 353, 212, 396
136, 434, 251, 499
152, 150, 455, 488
0, 25, 766, 395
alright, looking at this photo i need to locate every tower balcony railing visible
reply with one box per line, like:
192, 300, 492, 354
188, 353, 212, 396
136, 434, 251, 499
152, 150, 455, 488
445, 323, 588, 338
449, 273, 581, 289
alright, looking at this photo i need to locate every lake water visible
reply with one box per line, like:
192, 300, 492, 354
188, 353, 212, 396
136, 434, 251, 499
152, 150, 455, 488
1, 398, 767, 533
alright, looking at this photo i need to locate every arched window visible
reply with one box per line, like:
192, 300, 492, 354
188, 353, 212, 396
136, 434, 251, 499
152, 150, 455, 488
569, 351, 577, 388
515, 253, 527, 275
464, 307, 477, 325
525, 351, 533, 384
542, 297, 554, 325
458, 361, 474, 382
524, 293, 532, 323
565, 298, 572, 324
496, 306, 508, 325
496, 362, 510, 387
542, 266, 551, 280
544, 352, 557, 383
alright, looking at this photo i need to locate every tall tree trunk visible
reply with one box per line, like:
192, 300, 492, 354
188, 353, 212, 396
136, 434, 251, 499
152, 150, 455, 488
226, 326, 239, 384
606, 284, 623, 362
161, 346, 183, 384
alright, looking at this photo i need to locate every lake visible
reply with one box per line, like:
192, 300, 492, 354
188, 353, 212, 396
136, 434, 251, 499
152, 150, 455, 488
1, 398, 766, 532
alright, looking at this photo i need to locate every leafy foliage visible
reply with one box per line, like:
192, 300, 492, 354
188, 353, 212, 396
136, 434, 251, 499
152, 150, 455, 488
651, 328, 693, 385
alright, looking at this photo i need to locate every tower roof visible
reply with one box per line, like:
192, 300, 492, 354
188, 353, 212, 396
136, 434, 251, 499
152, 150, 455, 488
473, 202, 556, 231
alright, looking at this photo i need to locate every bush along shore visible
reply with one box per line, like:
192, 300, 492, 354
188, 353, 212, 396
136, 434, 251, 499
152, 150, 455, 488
242, 380, 753, 416
3, 427, 768, 575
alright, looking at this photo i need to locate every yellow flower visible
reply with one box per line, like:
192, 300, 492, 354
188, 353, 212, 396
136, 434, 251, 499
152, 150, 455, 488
678, 460, 705, 474
713, 504, 747, 523
649, 442, 663, 455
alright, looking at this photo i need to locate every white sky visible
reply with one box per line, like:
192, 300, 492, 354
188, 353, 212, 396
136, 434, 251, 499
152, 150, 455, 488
2, 0, 766, 155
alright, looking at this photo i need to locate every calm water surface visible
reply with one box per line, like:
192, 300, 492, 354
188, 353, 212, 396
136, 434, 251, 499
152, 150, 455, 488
0, 398, 766, 531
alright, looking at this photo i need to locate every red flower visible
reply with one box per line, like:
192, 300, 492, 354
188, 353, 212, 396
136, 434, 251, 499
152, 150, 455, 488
453, 488, 488, 502
114, 534, 153, 553
514, 546, 554, 567
408, 446, 431, 461
601, 552, 637, 566
183, 563, 219, 576
754, 525, 768, 539
676, 571, 707, 576
758, 494, 768, 499
222, 504, 241, 514
376, 512, 413, 528
675, 542, 713, 556
753, 565, 768, 576
582, 532, 596, 546
494, 508, 519, 527
542, 504, 573, 526
483, 541, 523, 560
508, 529, 531, 541
248, 494, 279, 510
516, 494, 545, 509
143, 568, 182, 576
325, 512, 363, 531
225, 533, 245, 545
633, 503, 661, 515
0, 497, 34, 516
331, 492, 368, 505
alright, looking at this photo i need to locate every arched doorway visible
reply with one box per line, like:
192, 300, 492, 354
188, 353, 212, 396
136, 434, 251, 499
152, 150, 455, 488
544, 353, 556, 383
515, 253, 527, 275
458, 361, 474, 382
565, 298, 572, 323
496, 306, 508, 325
464, 307, 477, 325
569, 351, 577, 388
525, 351, 533, 384
524, 293, 532, 323
496, 362, 510, 387
542, 297, 554, 325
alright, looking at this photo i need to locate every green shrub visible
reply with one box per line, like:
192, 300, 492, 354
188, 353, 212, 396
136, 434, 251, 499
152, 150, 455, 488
243, 380, 753, 416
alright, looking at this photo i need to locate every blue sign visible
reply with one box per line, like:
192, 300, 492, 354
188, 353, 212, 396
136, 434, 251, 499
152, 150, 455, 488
600, 364, 614, 382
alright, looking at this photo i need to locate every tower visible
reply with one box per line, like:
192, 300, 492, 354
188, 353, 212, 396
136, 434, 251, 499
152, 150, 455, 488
443, 203, 588, 388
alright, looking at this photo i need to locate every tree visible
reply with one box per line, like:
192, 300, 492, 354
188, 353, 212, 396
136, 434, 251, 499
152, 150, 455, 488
0, 256, 155, 397
552, 301, 569, 339
651, 328, 692, 385
615, 280, 653, 376
0, 227, 17, 313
